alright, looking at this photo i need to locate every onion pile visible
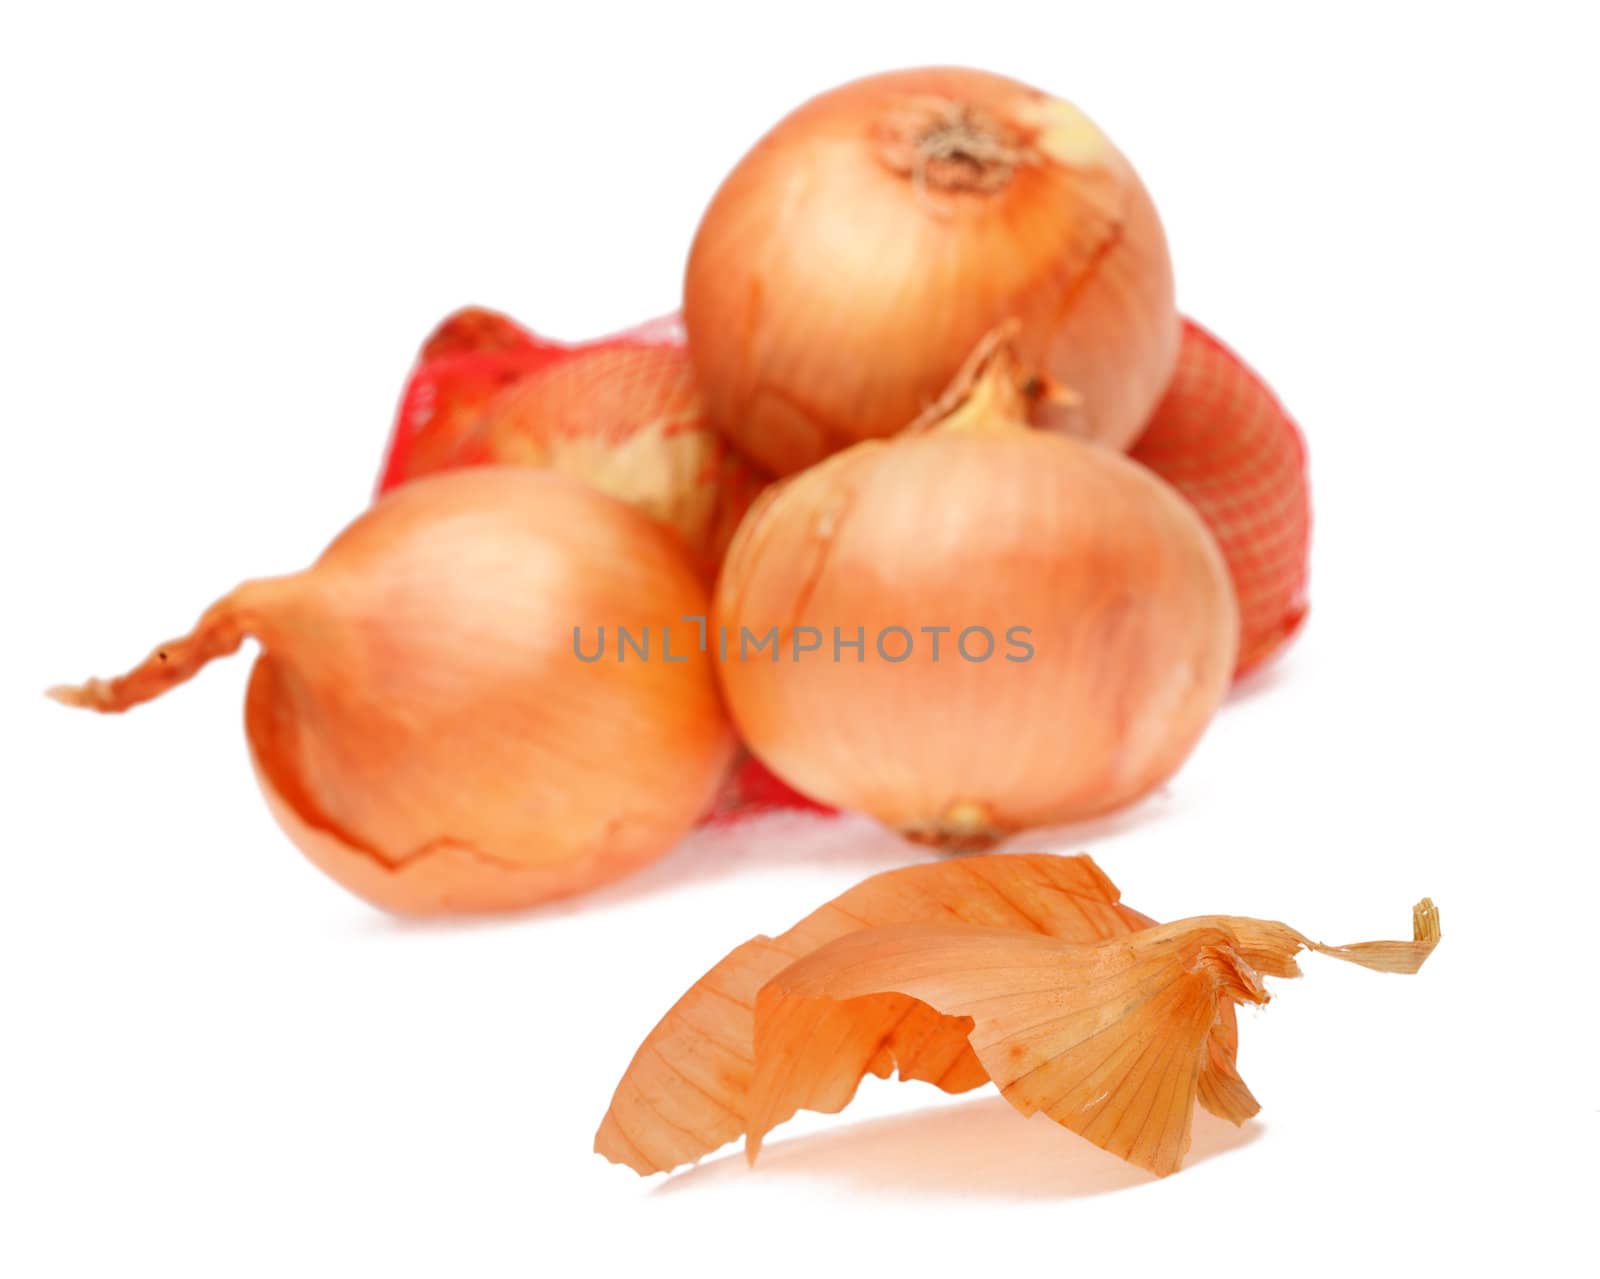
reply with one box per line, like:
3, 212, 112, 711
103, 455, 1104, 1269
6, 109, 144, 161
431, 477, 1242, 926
57, 63, 1314, 912
46, 57, 1407, 1194
53, 469, 733, 913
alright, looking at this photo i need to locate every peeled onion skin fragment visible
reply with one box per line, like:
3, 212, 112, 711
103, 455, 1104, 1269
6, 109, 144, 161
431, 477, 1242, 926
748, 899, 1440, 1178
593, 853, 1153, 1175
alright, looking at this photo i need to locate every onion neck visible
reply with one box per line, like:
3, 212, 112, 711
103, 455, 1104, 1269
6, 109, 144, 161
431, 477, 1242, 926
49, 575, 297, 714
906, 323, 1041, 437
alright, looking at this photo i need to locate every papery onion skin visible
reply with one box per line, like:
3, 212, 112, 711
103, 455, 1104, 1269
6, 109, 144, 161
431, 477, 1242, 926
379, 308, 769, 575
747, 900, 1440, 1176
460, 339, 767, 573
54, 469, 735, 915
1131, 319, 1312, 677
595, 852, 1152, 1175
713, 427, 1238, 847
684, 66, 1178, 476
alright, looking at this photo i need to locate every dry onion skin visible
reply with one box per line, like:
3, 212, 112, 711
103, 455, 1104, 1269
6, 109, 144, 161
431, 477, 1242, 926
712, 338, 1238, 849
460, 337, 767, 575
593, 852, 1438, 1180
595, 852, 1152, 1174
684, 66, 1179, 477
380, 308, 768, 576
749, 898, 1439, 1177
1131, 318, 1313, 677
51, 469, 734, 914
379, 308, 768, 577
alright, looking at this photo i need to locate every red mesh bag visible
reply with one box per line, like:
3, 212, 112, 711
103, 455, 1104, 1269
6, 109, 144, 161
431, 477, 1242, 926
1131, 319, 1311, 677
376, 307, 564, 493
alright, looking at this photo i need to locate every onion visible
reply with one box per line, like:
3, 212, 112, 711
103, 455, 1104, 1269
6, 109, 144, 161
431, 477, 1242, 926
379, 307, 767, 575
712, 335, 1236, 847
685, 66, 1178, 476
460, 335, 766, 574
377, 307, 827, 825
52, 469, 734, 914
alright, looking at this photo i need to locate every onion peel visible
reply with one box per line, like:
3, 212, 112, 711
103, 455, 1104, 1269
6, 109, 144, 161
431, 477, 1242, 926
593, 853, 1152, 1174
747, 899, 1439, 1176
460, 339, 766, 573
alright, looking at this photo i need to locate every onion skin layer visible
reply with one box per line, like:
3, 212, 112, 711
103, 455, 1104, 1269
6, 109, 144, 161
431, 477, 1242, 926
748, 899, 1439, 1176
462, 340, 766, 576
685, 66, 1178, 476
596, 852, 1151, 1174
379, 307, 767, 577
56, 469, 735, 915
713, 429, 1238, 846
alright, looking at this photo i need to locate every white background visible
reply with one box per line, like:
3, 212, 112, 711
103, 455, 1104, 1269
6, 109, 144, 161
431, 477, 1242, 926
3, 2, 1595, 1275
